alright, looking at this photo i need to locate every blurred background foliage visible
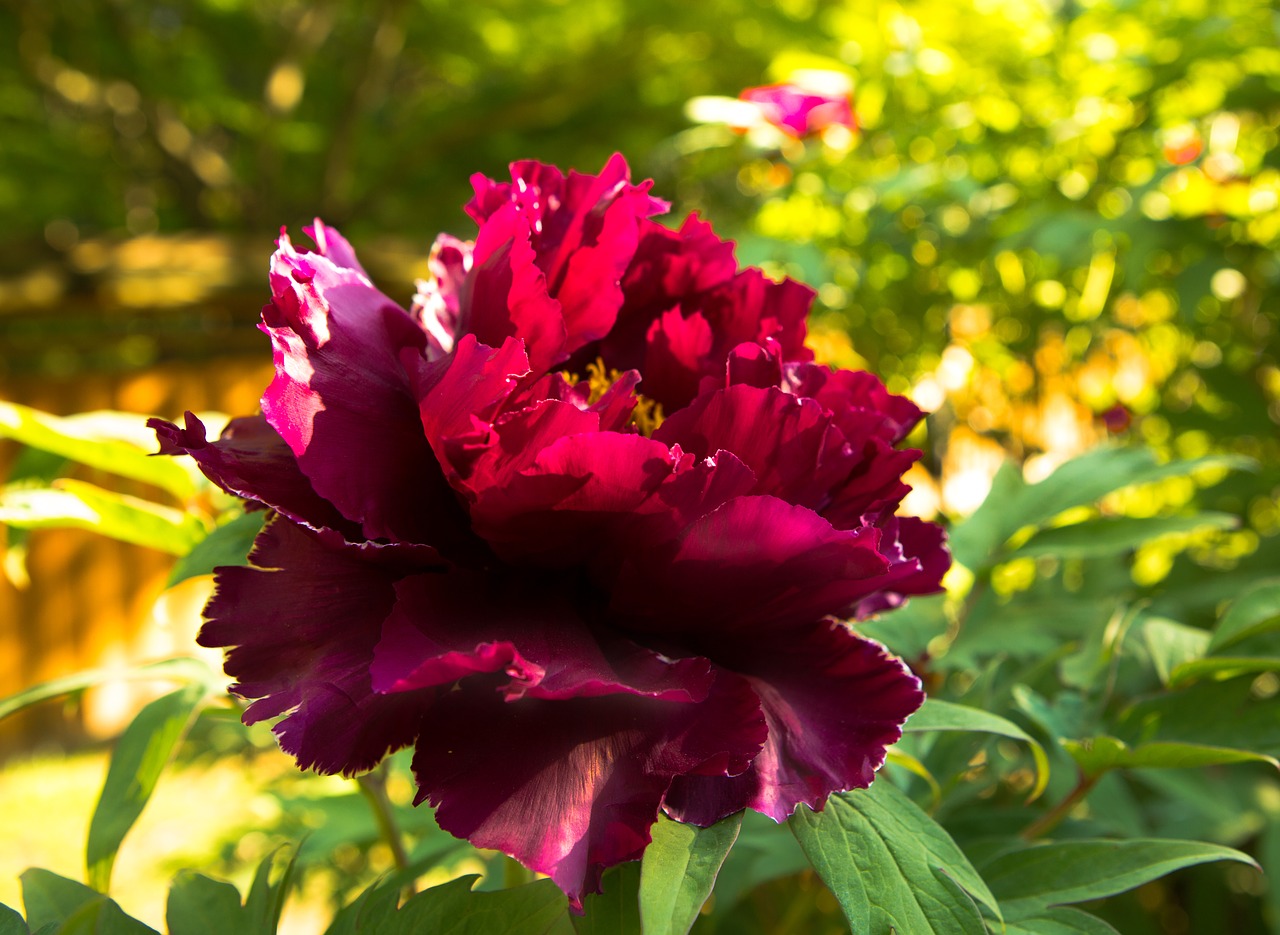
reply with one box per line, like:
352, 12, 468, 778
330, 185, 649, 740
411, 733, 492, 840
2, 0, 1280, 932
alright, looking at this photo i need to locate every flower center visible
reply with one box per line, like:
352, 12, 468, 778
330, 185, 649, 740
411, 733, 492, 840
572, 358, 664, 436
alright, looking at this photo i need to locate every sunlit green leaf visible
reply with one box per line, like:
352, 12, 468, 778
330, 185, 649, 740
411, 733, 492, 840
0, 480, 207, 555
1141, 617, 1210, 687
0, 903, 27, 935
0, 402, 197, 499
639, 813, 740, 935
789, 781, 999, 934
1169, 656, 1280, 686
86, 682, 208, 891
166, 873, 246, 935
1006, 513, 1237, 561
0, 657, 221, 722
1003, 906, 1120, 934
1206, 578, 1280, 653
904, 698, 1049, 800
243, 848, 300, 935
386, 876, 572, 935
20, 870, 157, 935
1062, 736, 1278, 776
983, 839, 1258, 912
167, 509, 266, 586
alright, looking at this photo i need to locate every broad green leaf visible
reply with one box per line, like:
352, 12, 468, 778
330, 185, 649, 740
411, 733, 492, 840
1006, 514, 1237, 561
1062, 736, 1278, 776
86, 682, 208, 891
1120, 676, 1280, 756
166, 873, 245, 935
1207, 578, 1280, 653
0, 903, 27, 935
167, 509, 266, 586
1169, 656, 1280, 686
0, 402, 196, 499
0, 657, 220, 722
573, 863, 639, 935
1141, 618, 1209, 687
639, 813, 741, 935
243, 848, 300, 935
389, 876, 572, 935
904, 698, 1049, 800
983, 839, 1258, 911
789, 781, 999, 934
947, 451, 1252, 571
20, 870, 157, 935
1003, 907, 1120, 934
0, 481, 207, 555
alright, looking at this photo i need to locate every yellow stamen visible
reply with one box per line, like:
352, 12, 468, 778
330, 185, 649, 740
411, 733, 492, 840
561, 357, 665, 435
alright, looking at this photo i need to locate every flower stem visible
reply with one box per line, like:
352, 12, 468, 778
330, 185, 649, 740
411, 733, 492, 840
1020, 771, 1100, 841
357, 765, 413, 879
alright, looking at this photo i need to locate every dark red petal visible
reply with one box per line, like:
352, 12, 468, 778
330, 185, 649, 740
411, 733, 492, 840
854, 516, 950, 618
260, 231, 460, 546
654, 383, 857, 511
150, 412, 360, 537
613, 495, 889, 636
411, 234, 472, 359
639, 309, 714, 410
199, 518, 427, 775
372, 572, 716, 702
663, 622, 922, 824
462, 203, 568, 376
785, 362, 924, 446
411, 671, 764, 909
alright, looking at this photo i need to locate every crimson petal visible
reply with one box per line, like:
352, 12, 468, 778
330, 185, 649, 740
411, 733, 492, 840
260, 229, 463, 546
411, 671, 764, 909
199, 518, 426, 775
663, 621, 922, 824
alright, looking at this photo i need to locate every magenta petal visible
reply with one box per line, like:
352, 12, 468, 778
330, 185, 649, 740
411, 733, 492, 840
641, 309, 714, 410
614, 495, 889, 635
372, 572, 716, 702
199, 518, 426, 775
411, 671, 764, 908
150, 412, 359, 537
854, 515, 950, 618
663, 622, 922, 824
654, 384, 857, 511
260, 230, 463, 546
412, 234, 472, 358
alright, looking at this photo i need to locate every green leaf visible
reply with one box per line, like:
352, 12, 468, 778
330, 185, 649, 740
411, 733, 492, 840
904, 698, 1050, 800
639, 813, 741, 935
1003, 907, 1120, 934
982, 839, 1259, 912
0, 481, 207, 555
1207, 578, 1280, 653
1006, 514, 1238, 561
389, 876, 572, 935
0, 903, 28, 935
0, 657, 220, 722
0, 401, 197, 499
789, 781, 999, 934
167, 509, 266, 586
166, 873, 246, 935
20, 870, 157, 935
243, 848, 300, 935
1141, 618, 1210, 687
86, 682, 208, 891
1062, 736, 1279, 776
1169, 655, 1280, 686
572, 862, 639, 935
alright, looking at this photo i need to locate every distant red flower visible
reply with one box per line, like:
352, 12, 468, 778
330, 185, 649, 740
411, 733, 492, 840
740, 83, 856, 138
151, 154, 945, 909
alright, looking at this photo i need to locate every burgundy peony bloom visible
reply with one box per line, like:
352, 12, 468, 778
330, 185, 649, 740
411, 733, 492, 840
152, 154, 947, 909
739, 83, 856, 138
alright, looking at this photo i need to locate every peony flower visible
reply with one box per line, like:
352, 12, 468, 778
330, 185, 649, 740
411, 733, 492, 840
151, 154, 947, 909
739, 83, 856, 138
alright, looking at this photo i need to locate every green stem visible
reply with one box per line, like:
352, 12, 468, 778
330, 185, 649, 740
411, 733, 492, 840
1020, 771, 1101, 841
357, 766, 412, 879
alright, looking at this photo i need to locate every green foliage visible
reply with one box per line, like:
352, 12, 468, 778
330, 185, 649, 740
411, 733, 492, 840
639, 814, 741, 935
